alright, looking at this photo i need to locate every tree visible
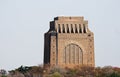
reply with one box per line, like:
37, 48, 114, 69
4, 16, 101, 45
15, 66, 31, 77
29, 66, 43, 77
0, 69, 7, 77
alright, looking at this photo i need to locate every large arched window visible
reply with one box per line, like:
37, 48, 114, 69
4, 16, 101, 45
63, 43, 83, 64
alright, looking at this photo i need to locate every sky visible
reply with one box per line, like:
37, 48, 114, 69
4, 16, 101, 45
0, 0, 120, 71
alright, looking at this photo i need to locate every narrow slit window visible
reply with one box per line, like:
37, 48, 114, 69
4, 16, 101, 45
83, 24, 86, 33
75, 24, 78, 33
79, 24, 82, 33
58, 24, 61, 33
62, 24, 65, 33
71, 24, 74, 33
67, 24, 69, 33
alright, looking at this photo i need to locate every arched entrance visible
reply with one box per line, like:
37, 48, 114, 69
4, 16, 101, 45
63, 43, 83, 64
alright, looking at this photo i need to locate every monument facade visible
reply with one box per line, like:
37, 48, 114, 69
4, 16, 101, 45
44, 16, 95, 68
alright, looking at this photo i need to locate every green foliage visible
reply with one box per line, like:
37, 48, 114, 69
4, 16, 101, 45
66, 69, 77, 77
50, 72, 62, 77
10, 65, 43, 77
50, 66, 66, 74
16, 65, 31, 74
8, 65, 120, 77
110, 72, 120, 77
1, 75, 7, 77
94, 66, 120, 77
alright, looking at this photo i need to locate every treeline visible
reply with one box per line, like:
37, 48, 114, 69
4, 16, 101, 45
1, 65, 120, 77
